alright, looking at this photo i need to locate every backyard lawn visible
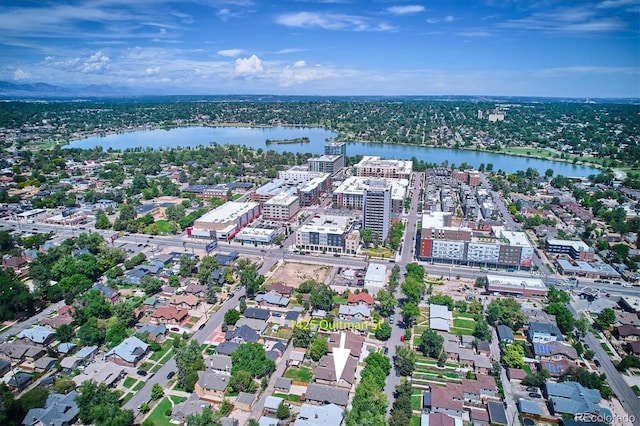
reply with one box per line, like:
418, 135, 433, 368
284, 367, 313, 383
332, 296, 348, 305
453, 318, 476, 329
450, 327, 474, 336
154, 220, 172, 234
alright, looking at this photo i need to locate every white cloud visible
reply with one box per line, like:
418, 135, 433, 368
275, 48, 306, 55
276, 12, 394, 32
426, 18, 440, 24
13, 69, 31, 80
386, 5, 425, 15
444, 15, 456, 23
456, 31, 491, 37
498, 7, 626, 33
294, 60, 306, 67
82, 51, 111, 73
539, 66, 638, 75
596, 0, 637, 8
217, 49, 247, 57
235, 55, 263, 74
145, 66, 160, 75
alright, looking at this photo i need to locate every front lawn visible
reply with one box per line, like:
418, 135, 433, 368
120, 392, 134, 406
150, 345, 172, 362
123, 377, 137, 389
453, 312, 476, 319
332, 296, 347, 305
147, 397, 173, 426
410, 416, 421, 426
154, 220, 172, 235
411, 394, 422, 410
133, 381, 145, 391
284, 367, 313, 383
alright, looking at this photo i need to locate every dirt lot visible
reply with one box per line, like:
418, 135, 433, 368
267, 261, 333, 288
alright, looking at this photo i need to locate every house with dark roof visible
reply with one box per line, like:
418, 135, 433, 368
427, 384, 465, 418
171, 393, 212, 424
135, 323, 167, 342
194, 371, 229, 401
497, 325, 514, 343
544, 381, 611, 418
615, 324, 640, 342
215, 342, 239, 356
184, 284, 208, 298
235, 318, 267, 334
628, 341, 640, 355
205, 354, 232, 375
0, 359, 11, 378
225, 325, 260, 344
242, 307, 270, 321
527, 322, 564, 343
328, 332, 365, 358
91, 283, 119, 303
304, 383, 350, 407
540, 358, 573, 377
209, 268, 227, 286
255, 291, 289, 307
214, 251, 239, 266
0, 342, 45, 363
22, 391, 79, 426
17, 326, 55, 346
125, 267, 148, 285
105, 336, 149, 367
533, 341, 578, 361
314, 354, 358, 388
264, 283, 294, 297
8, 372, 33, 391
234, 392, 256, 411
34, 356, 57, 372
274, 377, 292, 393
487, 401, 508, 426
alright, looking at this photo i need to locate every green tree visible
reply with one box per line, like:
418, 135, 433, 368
503, 344, 525, 368
374, 321, 392, 341
401, 277, 423, 305
487, 298, 527, 330
394, 345, 416, 376
292, 327, 313, 348
521, 370, 551, 389
53, 377, 76, 394
310, 284, 334, 311
106, 322, 128, 347
419, 329, 444, 358
197, 256, 220, 285
389, 380, 412, 426
473, 319, 492, 342
231, 342, 275, 378
560, 366, 612, 399
175, 340, 205, 392
0, 268, 34, 321
428, 294, 454, 310
151, 383, 163, 400
55, 323, 75, 343
19, 387, 49, 411
595, 308, 616, 330
95, 210, 111, 229
308, 334, 329, 361
185, 407, 216, 426
140, 275, 162, 295
375, 289, 396, 317
401, 302, 419, 327
179, 255, 197, 277
239, 297, 247, 313
360, 228, 373, 248
224, 309, 240, 325
229, 370, 257, 393
276, 402, 290, 420
547, 287, 570, 303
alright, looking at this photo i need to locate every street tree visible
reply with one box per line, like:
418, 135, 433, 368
376, 289, 397, 317
394, 345, 416, 376
401, 303, 419, 327
419, 329, 444, 358
374, 322, 392, 341
224, 309, 240, 325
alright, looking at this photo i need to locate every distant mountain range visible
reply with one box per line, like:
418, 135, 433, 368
0, 80, 637, 103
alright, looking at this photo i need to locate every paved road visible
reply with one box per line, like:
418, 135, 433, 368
489, 328, 521, 426
0, 300, 64, 342
124, 289, 246, 415
567, 303, 640, 426
248, 341, 294, 421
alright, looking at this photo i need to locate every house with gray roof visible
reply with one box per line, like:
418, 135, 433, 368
0, 342, 46, 362
194, 371, 229, 400
75, 345, 98, 361
243, 307, 270, 321
235, 318, 267, 333
34, 356, 57, 372
171, 393, 211, 424
105, 336, 149, 367
545, 381, 612, 418
274, 377, 292, 393
215, 342, 239, 356
255, 291, 289, 307
17, 326, 55, 346
338, 304, 371, 320
136, 323, 167, 342
305, 383, 350, 407
225, 325, 260, 344
296, 403, 344, 426
91, 283, 119, 303
528, 322, 564, 343
8, 372, 33, 390
56, 342, 77, 355
22, 391, 79, 426
263, 396, 284, 417
497, 325, 514, 343
205, 354, 232, 374
430, 304, 452, 332
518, 398, 542, 416
235, 392, 256, 411
0, 359, 10, 378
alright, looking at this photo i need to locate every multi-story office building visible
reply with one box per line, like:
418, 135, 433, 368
354, 156, 413, 180
262, 191, 300, 221
307, 155, 344, 176
333, 176, 408, 213
418, 212, 534, 269
363, 181, 392, 242
296, 215, 359, 254
190, 202, 261, 240
325, 142, 346, 156
545, 239, 594, 261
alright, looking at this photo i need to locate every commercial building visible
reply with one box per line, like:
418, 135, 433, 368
363, 180, 392, 242
485, 274, 548, 298
307, 155, 344, 176
190, 202, 260, 240
333, 176, 408, 213
252, 168, 331, 207
296, 215, 359, 254
325, 142, 346, 156
234, 226, 279, 245
418, 212, 534, 269
262, 191, 300, 221
354, 156, 412, 180
364, 263, 386, 295
546, 239, 594, 261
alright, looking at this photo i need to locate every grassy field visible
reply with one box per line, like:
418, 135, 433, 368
154, 220, 172, 234
411, 394, 422, 410
147, 397, 173, 426
123, 377, 137, 388
364, 247, 393, 258
133, 381, 145, 391
150, 345, 172, 361
453, 318, 476, 329
273, 393, 301, 402
120, 392, 134, 406
453, 312, 476, 319
450, 327, 474, 336
332, 296, 348, 305
410, 416, 421, 426
500, 147, 558, 159
284, 367, 313, 383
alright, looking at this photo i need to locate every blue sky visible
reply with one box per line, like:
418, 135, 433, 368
0, 0, 638, 97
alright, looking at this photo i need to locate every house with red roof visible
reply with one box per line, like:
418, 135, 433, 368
347, 292, 374, 306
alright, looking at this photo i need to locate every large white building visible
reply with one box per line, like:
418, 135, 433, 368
262, 191, 300, 221
363, 181, 392, 242
354, 156, 413, 180
308, 155, 344, 176
364, 263, 386, 295
191, 202, 260, 240
333, 176, 408, 213
296, 215, 359, 254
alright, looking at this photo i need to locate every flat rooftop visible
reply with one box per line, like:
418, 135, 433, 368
334, 176, 408, 200
196, 202, 258, 224
298, 215, 353, 234
547, 238, 590, 251
486, 274, 546, 290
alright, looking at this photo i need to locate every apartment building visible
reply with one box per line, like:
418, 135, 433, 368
354, 156, 412, 180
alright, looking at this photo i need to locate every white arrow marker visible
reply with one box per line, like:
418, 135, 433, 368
332, 332, 351, 381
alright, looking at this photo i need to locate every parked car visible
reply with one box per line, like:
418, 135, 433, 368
333, 253, 340, 257
198, 323, 206, 330
525, 386, 538, 392
171, 327, 179, 332
584, 343, 591, 351
389, 315, 394, 324
137, 370, 148, 376
594, 359, 601, 367
384, 347, 389, 355
528, 393, 542, 398
167, 371, 176, 379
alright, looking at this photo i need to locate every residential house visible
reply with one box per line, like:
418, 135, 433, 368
194, 371, 229, 401
40, 312, 74, 329
628, 341, 640, 355
150, 305, 189, 326
263, 396, 284, 417
33, 356, 57, 372
304, 383, 350, 407
288, 348, 306, 367
184, 284, 208, 298
497, 325, 514, 344
214, 251, 239, 266
518, 398, 542, 417
264, 283, 294, 297
469, 408, 490, 426
8, 373, 33, 391
72, 362, 124, 388
225, 325, 260, 344
60, 356, 82, 372
274, 377, 292, 393
3, 255, 27, 271
135, 323, 167, 342
0, 342, 45, 363
527, 322, 564, 343
0, 359, 11, 378
427, 385, 465, 418
74, 345, 98, 362
615, 325, 640, 342
235, 318, 267, 334
314, 354, 358, 388
170, 294, 200, 310
205, 354, 232, 375
91, 283, 119, 303
125, 268, 148, 285
209, 268, 227, 286
172, 393, 212, 424
56, 342, 77, 355
338, 304, 371, 320
215, 342, 239, 356
255, 291, 289, 307
235, 392, 256, 411
476, 340, 491, 357
17, 326, 55, 346
296, 403, 344, 426
533, 341, 578, 361
487, 401, 508, 426
507, 368, 527, 381
105, 336, 149, 367
545, 381, 612, 418
243, 308, 270, 321
540, 359, 574, 377
430, 304, 452, 332
328, 332, 365, 358
22, 391, 79, 426
420, 412, 463, 426
347, 292, 374, 306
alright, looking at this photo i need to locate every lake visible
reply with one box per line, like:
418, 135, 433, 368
67, 126, 598, 176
